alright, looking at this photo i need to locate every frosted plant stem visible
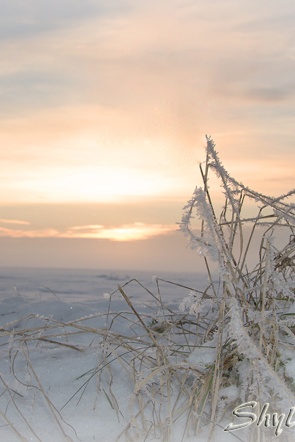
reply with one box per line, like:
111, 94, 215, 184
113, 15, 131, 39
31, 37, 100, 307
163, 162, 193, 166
0, 407, 31, 442
259, 239, 269, 351
208, 297, 226, 441
19, 342, 75, 442
0, 375, 42, 442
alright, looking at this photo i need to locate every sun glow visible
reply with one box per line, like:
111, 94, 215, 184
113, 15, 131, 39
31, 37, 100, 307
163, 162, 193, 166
64, 169, 167, 200
2, 165, 179, 203
68, 223, 176, 241
0, 222, 177, 241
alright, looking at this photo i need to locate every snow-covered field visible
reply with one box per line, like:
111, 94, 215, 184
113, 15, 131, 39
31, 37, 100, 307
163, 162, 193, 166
0, 267, 213, 442
0, 267, 294, 442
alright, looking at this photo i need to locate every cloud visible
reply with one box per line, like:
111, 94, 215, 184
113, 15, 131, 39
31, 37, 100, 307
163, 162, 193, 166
0, 226, 60, 238
0, 219, 30, 225
0, 70, 72, 111
0, 222, 177, 241
0, 0, 128, 40
243, 86, 295, 103
213, 70, 295, 104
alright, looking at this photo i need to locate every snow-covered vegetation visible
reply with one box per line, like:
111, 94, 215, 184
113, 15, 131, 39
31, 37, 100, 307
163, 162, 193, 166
178, 136, 295, 441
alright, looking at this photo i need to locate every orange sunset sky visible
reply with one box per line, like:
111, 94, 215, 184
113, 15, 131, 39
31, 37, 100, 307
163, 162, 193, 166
0, 0, 295, 272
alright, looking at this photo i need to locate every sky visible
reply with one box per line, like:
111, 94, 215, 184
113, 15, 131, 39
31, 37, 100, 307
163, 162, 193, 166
0, 0, 295, 272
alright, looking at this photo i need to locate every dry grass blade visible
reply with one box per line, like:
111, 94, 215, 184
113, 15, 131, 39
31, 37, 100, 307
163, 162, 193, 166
0, 375, 42, 442
19, 342, 76, 442
0, 407, 30, 442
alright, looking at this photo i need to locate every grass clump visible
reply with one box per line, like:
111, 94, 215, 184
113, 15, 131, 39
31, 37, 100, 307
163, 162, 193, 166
177, 136, 295, 440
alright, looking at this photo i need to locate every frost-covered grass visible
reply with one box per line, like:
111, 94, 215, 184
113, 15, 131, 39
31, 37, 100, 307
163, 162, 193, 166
1, 136, 295, 442
177, 136, 295, 441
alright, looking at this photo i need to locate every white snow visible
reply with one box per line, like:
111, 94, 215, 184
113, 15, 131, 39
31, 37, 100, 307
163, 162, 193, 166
0, 267, 294, 442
